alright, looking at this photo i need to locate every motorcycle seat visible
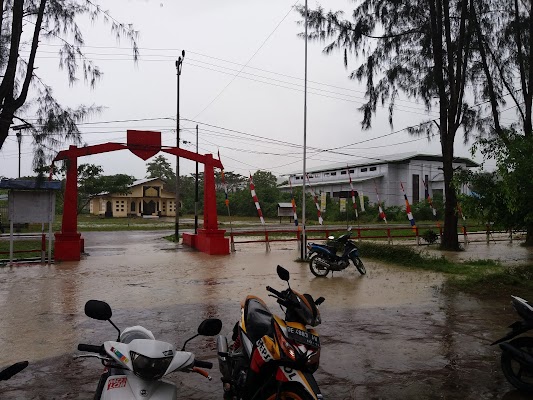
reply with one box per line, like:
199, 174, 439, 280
244, 298, 273, 343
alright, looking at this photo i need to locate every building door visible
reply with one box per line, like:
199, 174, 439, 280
105, 201, 113, 217
143, 200, 156, 215
412, 174, 420, 203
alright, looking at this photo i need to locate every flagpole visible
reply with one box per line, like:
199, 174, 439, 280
301, 0, 308, 260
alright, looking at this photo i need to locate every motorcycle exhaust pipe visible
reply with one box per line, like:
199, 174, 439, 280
500, 342, 533, 366
217, 335, 231, 380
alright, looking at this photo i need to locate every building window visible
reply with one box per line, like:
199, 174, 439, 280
360, 168, 367, 172
370, 166, 377, 171
412, 174, 420, 203
131, 202, 136, 212
341, 171, 347, 175
331, 172, 337, 176
324, 172, 330, 176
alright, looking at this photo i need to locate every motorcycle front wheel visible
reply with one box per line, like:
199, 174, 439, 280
352, 256, 366, 275
264, 383, 316, 400
309, 255, 329, 277
501, 336, 533, 393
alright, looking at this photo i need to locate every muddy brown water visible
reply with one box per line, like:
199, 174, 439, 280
0, 231, 531, 399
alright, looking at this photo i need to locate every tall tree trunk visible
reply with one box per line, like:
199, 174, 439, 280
441, 139, 460, 250
526, 225, 533, 246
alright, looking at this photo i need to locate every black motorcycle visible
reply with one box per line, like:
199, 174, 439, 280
492, 295, 533, 393
306, 230, 366, 277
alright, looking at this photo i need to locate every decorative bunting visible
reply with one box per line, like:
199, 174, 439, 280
249, 174, 265, 225
218, 151, 229, 206
423, 178, 437, 218
306, 174, 323, 225
400, 182, 416, 227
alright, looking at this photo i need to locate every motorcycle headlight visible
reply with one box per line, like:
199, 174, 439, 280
130, 352, 173, 380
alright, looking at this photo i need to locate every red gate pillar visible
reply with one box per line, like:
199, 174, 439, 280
54, 146, 83, 261
184, 154, 229, 254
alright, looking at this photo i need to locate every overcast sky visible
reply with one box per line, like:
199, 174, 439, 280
0, 0, 515, 180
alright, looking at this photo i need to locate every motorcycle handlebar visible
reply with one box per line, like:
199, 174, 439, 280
194, 360, 213, 369
78, 344, 104, 354
266, 286, 283, 298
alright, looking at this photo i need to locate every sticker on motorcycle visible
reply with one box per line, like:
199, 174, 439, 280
110, 346, 129, 363
107, 377, 127, 390
256, 339, 273, 362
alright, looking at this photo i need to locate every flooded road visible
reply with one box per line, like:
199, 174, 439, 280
0, 231, 530, 399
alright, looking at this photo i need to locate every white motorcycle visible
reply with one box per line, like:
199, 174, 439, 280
76, 300, 222, 399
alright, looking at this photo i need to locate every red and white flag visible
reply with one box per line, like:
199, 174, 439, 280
306, 174, 323, 225
249, 174, 265, 225
347, 168, 359, 219
374, 181, 387, 223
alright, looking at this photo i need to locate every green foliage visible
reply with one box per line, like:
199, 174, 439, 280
421, 229, 439, 244
458, 133, 533, 237
146, 156, 175, 183
0, 1, 139, 171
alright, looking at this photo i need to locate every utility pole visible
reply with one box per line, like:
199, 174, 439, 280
195, 124, 199, 234
175, 50, 185, 242
301, 0, 308, 260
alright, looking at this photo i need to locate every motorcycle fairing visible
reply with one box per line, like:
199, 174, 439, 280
103, 340, 178, 373
100, 375, 177, 400
274, 367, 323, 400
491, 320, 533, 345
164, 351, 194, 375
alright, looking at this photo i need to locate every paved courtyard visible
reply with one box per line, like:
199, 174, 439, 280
0, 230, 531, 399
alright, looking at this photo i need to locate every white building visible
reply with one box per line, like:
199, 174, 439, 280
279, 152, 478, 207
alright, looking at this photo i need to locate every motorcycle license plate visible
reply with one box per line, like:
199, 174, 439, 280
286, 326, 320, 348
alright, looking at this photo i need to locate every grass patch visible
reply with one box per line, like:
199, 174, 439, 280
0, 239, 49, 262
357, 241, 533, 297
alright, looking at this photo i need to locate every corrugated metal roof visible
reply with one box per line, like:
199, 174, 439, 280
278, 202, 293, 208
0, 179, 62, 190
282, 152, 478, 176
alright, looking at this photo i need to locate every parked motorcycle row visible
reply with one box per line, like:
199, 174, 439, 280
70, 265, 325, 399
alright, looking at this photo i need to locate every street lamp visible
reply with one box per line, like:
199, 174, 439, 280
175, 50, 185, 242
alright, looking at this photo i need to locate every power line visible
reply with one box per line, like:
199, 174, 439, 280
191, 1, 300, 120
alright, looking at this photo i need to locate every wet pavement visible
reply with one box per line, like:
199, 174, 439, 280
1, 231, 532, 399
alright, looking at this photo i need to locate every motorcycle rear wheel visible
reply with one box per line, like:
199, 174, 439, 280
309, 255, 329, 277
501, 336, 533, 393
352, 257, 366, 275
264, 383, 316, 400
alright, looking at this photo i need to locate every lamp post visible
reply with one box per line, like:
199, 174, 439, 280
175, 50, 185, 242
12, 123, 31, 178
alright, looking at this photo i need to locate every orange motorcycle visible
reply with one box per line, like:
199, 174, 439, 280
217, 265, 325, 400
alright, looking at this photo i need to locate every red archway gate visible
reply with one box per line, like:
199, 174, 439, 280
53, 130, 229, 261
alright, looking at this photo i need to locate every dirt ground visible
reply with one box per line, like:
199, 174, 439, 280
1, 231, 531, 399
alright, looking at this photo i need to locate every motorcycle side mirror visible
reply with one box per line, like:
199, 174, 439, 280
182, 318, 223, 351
84, 300, 121, 341
277, 265, 290, 282
85, 300, 112, 321
198, 318, 222, 336
315, 297, 325, 306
